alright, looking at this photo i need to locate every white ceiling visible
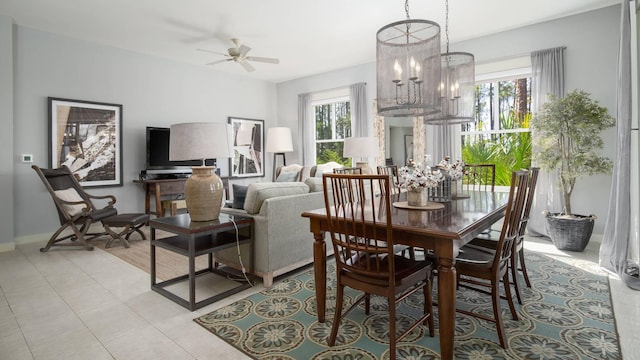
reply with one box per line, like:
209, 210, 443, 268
0, 0, 620, 83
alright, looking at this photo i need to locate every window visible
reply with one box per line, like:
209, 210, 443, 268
313, 96, 352, 165
461, 72, 532, 186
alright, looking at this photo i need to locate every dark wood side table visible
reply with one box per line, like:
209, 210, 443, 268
149, 213, 254, 311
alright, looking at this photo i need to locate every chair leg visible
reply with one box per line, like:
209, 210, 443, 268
491, 277, 508, 349
40, 224, 70, 252
503, 272, 519, 321
388, 294, 397, 360
519, 249, 532, 288
328, 284, 345, 347
510, 252, 523, 305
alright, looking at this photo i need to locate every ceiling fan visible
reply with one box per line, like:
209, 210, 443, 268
197, 38, 279, 72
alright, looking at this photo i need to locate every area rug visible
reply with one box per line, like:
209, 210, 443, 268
194, 250, 620, 359
89, 229, 209, 281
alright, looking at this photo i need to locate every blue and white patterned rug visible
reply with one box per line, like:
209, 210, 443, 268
194, 250, 620, 359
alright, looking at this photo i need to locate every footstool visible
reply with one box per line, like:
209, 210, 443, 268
102, 213, 150, 248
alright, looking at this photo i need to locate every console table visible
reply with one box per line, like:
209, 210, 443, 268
149, 213, 254, 311
135, 178, 229, 217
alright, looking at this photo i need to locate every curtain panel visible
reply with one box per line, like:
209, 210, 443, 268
297, 93, 314, 165
350, 83, 368, 137
527, 46, 566, 236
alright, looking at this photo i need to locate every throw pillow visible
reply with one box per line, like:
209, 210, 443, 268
232, 184, 248, 209
54, 188, 86, 217
276, 171, 299, 182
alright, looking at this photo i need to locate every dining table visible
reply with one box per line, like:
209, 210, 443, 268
301, 190, 509, 360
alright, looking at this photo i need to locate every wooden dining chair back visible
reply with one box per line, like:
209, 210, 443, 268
33, 165, 118, 252
462, 164, 496, 192
454, 170, 530, 348
377, 164, 401, 195
322, 173, 434, 360
333, 166, 363, 175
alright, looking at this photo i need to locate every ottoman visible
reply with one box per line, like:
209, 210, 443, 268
102, 213, 150, 248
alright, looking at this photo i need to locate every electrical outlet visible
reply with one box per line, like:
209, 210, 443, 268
21, 154, 33, 163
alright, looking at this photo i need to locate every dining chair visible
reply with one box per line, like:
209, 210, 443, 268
377, 164, 401, 195
322, 173, 434, 360
333, 166, 363, 174
454, 170, 530, 348
470, 167, 540, 304
462, 163, 496, 192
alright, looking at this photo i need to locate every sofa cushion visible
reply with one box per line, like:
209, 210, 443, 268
304, 177, 324, 192
244, 182, 310, 214
276, 171, 299, 182
232, 184, 248, 209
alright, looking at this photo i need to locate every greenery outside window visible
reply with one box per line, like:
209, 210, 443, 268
462, 73, 532, 186
313, 96, 352, 165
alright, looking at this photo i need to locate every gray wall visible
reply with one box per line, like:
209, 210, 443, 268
276, 5, 621, 234
0, 16, 14, 250
8, 25, 276, 244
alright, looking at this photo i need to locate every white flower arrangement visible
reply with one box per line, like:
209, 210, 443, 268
438, 156, 465, 180
398, 160, 444, 191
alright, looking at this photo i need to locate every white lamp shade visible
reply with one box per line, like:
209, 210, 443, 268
343, 137, 379, 158
265, 127, 293, 153
169, 122, 232, 161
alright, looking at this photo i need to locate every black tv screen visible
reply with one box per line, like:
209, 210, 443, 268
145, 127, 215, 174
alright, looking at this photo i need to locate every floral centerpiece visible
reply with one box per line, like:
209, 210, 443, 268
437, 156, 465, 180
398, 159, 444, 206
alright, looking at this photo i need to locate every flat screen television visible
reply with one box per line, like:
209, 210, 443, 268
145, 126, 215, 176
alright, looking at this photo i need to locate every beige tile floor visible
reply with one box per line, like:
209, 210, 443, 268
0, 235, 638, 359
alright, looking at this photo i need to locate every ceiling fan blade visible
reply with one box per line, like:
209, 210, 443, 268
246, 56, 279, 64
205, 59, 232, 66
238, 44, 251, 57
239, 60, 255, 72
196, 48, 230, 57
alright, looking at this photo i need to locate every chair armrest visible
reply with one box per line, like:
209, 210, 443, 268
85, 193, 117, 207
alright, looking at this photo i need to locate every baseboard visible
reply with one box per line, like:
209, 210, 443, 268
0, 242, 15, 252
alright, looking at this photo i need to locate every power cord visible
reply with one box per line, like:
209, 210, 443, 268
227, 217, 254, 286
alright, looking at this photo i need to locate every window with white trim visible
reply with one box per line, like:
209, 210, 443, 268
312, 95, 352, 165
461, 66, 532, 186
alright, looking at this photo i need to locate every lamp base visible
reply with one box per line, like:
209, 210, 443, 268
185, 166, 223, 222
355, 161, 373, 175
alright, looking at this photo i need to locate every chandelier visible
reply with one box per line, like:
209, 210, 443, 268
425, 0, 475, 124
376, 0, 441, 117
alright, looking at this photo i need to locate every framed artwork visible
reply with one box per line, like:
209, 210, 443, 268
404, 134, 414, 164
228, 117, 264, 178
48, 97, 123, 187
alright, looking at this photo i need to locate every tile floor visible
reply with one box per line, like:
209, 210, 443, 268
0, 235, 638, 359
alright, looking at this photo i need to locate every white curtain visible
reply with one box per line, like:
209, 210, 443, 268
425, 124, 462, 165
297, 93, 314, 165
527, 46, 566, 236
600, 0, 640, 289
350, 83, 368, 136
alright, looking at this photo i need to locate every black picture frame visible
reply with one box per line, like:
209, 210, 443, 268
48, 97, 123, 187
228, 117, 264, 178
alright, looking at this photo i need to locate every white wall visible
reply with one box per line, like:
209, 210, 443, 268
8, 25, 276, 243
276, 5, 621, 234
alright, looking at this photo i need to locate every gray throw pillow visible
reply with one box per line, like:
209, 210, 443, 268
276, 171, 299, 182
232, 184, 248, 209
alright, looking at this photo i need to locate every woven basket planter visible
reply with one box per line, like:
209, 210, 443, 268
544, 213, 595, 252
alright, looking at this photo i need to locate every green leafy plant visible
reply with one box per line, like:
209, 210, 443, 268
530, 90, 615, 215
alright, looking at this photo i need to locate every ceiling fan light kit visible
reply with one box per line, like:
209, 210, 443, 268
198, 38, 279, 72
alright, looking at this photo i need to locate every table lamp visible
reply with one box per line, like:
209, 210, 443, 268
265, 127, 293, 181
170, 122, 232, 221
343, 136, 379, 174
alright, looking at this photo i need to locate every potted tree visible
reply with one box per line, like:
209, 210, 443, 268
531, 90, 615, 251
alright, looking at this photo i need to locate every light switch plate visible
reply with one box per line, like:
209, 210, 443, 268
21, 154, 33, 163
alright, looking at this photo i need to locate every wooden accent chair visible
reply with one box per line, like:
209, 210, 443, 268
470, 167, 540, 304
33, 165, 118, 251
462, 163, 496, 192
333, 166, 363, 174
377, 164, 401, 195
322, 173, 434, 360
454, 170, 530, 348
